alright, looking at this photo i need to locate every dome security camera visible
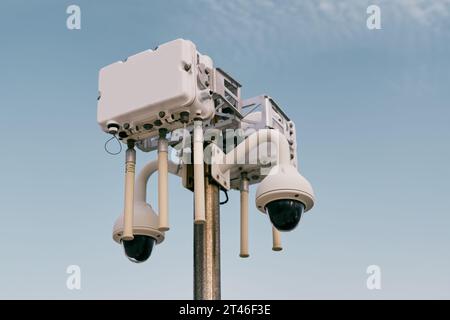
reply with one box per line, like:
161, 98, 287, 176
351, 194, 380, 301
255, 164, 315, 231
113, 201, 165, 263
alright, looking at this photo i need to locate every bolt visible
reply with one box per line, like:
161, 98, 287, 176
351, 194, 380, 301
184, 63, 192, 71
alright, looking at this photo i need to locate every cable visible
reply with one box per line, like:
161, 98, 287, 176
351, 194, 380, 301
104, 135, 122, 155
220, 189, 229, 205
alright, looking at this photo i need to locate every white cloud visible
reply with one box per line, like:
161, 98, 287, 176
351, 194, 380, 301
187, 0, 450, 62
396, 0, 450, 25
192, 0, 450, 37
200, 0, 450, 24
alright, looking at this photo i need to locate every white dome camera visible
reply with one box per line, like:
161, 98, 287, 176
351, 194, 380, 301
113, 201, 165, 263
255, 164, 315, 231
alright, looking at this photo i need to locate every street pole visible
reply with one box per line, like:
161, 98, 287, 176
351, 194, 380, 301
194, 170, 221, 300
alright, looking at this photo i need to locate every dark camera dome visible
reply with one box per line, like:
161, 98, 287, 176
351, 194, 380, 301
123, 235, 155, 263
266, 199, 305, 231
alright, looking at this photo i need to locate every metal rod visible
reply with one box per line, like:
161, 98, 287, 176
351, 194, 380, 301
240, 174, 250, 258
272, 226, 282, 251
194, 174, 221, 300
158, 132, 169, 231
122, 140, 136, 241
193, 120, 206, 224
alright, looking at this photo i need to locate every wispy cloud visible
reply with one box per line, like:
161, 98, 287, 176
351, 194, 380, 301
197, 0, 450, 26
395, 0, 450, 25
316, 0, 450, 26
188, 0, 450, 59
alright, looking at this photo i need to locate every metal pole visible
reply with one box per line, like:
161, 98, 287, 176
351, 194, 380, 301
194, 173, 221, 300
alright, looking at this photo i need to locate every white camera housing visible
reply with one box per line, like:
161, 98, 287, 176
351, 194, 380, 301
255, 164, 315, 213
112, 201, 165, 244
98, 38, 215, 142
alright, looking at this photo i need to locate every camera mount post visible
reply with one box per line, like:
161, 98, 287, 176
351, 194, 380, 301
193, 165, 221, 300
193, 132, 222, 300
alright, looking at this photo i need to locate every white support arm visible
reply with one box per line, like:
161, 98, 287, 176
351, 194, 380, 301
219, 129, 291, 174
135, 160, 182, 206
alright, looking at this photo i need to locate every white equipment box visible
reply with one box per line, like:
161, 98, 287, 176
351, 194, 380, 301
97, 39, 215, 141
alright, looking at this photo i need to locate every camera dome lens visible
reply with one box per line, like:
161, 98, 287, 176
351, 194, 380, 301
266, 200, 305, 231
122, 235, 155, 263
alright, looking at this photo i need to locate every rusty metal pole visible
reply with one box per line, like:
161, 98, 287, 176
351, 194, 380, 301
194, 172, 221, 300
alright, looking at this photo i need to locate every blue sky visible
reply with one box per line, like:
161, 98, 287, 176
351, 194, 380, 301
0, 0, 449, 299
